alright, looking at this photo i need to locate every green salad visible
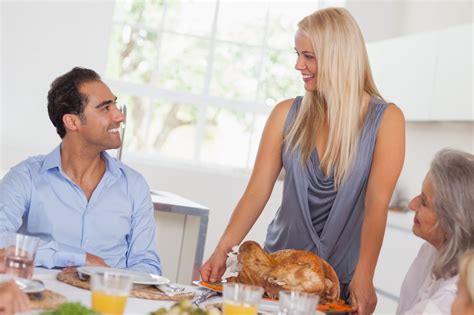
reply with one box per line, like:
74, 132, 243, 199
150, 300, 221, 315
41, 302, 99, 315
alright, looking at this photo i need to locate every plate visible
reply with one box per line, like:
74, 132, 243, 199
77, 266, 169, 285
193, 281, 352, 313
0, 274, 45, 293
193, 280, 223, 293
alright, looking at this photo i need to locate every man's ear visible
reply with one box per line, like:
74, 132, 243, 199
63, 114, 81, 132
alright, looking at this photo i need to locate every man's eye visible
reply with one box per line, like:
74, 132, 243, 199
103, 105, 110, 111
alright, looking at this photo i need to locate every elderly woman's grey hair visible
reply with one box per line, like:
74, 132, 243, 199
430, 148, 474, 279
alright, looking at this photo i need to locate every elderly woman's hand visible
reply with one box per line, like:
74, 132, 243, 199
0, 281, 31, 315
349, 269, 377, 315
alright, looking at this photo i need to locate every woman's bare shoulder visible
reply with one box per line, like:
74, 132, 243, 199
270, 98, 296, 121
264, 98, 297, 136
378, 102, 405, 136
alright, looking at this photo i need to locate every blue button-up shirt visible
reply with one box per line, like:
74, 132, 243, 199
0, 145, 161, 275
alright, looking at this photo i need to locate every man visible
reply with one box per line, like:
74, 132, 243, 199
0, 67, 161, 275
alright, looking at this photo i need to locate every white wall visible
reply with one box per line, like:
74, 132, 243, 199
346, 0, 473, 42
1, 1, 114, 164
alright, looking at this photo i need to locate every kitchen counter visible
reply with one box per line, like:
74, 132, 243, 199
151, 190, 210, 284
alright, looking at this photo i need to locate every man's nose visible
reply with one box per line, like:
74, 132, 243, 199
114, 106, 125, 122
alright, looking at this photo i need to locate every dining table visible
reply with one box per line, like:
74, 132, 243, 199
30, 268, 329, 314
32, 267, 217, 314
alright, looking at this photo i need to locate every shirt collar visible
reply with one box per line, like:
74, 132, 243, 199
41, 144, 124, 178
41, 144, 62, 172
102, 150, 123, 179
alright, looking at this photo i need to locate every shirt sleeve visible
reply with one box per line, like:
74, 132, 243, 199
401, 278, 458, 315
35, 240, 87, 268
0, 165, 31, 232
125, 174, 162, 275
1, 164, 86, 268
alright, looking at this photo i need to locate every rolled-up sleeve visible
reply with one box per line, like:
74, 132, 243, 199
36, 239, 86, 268
126, 175, 162, 275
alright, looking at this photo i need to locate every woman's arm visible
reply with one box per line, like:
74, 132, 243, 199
350, 103, 405, 315
200, 98, 294, 282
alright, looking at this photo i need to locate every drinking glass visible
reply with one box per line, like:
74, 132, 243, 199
4, 233, 40, 279
223, 283, 264, 315
0, 232, 7, 273
91, 271, 133, 315
278, 290, 320, 315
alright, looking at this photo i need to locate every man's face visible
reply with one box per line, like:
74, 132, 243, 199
76, 80, 124, 151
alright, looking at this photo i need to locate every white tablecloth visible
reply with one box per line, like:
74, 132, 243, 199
33, 268, 213, 314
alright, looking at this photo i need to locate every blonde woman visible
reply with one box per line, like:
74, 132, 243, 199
397, 150, 474, 314
200, 7, 404, 314
452, 251, 474, 315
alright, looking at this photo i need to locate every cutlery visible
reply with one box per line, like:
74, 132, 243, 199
156, 283, 185, 294
163, 283, 185, 292
192, 289, 219, 306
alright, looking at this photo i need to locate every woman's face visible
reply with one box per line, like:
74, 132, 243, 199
408, 173, 446, 248
451, 277, 474, 315
294, 29, 318, 92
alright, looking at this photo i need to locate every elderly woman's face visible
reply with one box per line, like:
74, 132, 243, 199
408, 173, 446, 248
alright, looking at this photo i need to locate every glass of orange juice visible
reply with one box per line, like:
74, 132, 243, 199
223, 283, 264, 315
91, 271, 133, 315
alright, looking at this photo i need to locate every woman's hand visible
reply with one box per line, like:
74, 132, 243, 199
349, 270, 377, 315
199, 248, 228, 283
0, 281, 31, 315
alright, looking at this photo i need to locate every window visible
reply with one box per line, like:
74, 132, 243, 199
106, 0, 317, 170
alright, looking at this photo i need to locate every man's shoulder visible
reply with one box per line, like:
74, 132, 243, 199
8, 154, 47, 175
118, 162, 146, 181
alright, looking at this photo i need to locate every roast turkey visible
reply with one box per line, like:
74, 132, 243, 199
227, 241, 340, 303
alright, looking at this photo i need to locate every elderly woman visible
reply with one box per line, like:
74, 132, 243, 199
452, 250, 474, 315
397, 149, 474, 314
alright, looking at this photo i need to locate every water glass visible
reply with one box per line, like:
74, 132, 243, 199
223, 283, 264, 315
4, 233, 40, 279
91, 271, 133, 315
0, 232, 7, 273
278, 290, 320, 315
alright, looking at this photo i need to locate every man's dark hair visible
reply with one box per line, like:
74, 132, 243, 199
47, 67, 101, 138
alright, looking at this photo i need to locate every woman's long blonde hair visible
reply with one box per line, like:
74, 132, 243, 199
286, 7, 382, 187
459, 250, 474, 302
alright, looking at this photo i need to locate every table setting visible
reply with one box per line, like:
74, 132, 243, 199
1, 232, 349, 314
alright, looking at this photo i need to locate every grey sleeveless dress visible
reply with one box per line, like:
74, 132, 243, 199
264, 96, 387, 299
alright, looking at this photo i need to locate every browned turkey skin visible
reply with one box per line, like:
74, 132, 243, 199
227, 241, 340, 303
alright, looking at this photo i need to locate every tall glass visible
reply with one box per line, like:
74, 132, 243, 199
0, 232, 7, 273
278, 290, 320, 315
91, 272, 133, 315
4, 233, 40, 279
223, 283, 264, 315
